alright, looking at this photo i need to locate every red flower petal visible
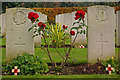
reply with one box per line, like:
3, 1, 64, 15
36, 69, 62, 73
65, 26, 68, 29
42, 23, 46, 29
14, 69, 18, 73
38, 22, 43, 27
28, 12, 39, 21
63, 25, 68, 29
74, 16, 80, 20
75, 10, 85, 20
28, 12, 34, 19
70, 31, 75, 36
38, 22, 46, 30
33, 13, 39, 19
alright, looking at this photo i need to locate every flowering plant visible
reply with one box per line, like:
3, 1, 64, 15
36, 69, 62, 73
102, 56, 120, 74
46, 24, 69, 48
28, 10, 87, 68
60, 10, 87, 67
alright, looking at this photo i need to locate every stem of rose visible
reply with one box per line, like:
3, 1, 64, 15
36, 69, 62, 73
60, 29, 79, 68
55, 48, 64, 59
42, 31, 55, 67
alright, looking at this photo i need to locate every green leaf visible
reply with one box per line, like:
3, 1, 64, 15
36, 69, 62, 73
78, 17, 82, 21
77, 31, 79, 34
38, 28, 42, 34
28, 27, 33, 32
70, 27, 79, 30
79, 25, 82, 28
31, 20, 35, 24
83, 30, 86, 34
34, 30, 37, 34
80, 30, 82, 34
72, 21, 79, 26
82, 19, 85, 23
33, 34, 38, 38
36, 19, 39, 22
85, 25, 88, 28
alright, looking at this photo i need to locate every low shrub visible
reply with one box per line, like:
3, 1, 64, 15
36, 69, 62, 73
2, 53, 49, 75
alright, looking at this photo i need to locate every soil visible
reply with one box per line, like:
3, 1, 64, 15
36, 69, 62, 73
40, 45, 88, 48
2, 62, 108, 75
41, 45, 71, 48
48, 62, 107, 75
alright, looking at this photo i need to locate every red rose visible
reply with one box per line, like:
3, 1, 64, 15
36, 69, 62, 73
63, 25, 68, 29
14, 69, 18, 73
33, 13, 39, 19
38, 22, 43, 27
70, 31, 75, 36
28, 12, 34, 19
74, 16, 80, 20
38, 22, 46, 30
42, 23, 46, 28
75, 10, 85, 16
75, 10, 85, 20
28, 12, 39, 21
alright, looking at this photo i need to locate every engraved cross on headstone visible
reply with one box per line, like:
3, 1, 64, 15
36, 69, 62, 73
96, 33, 108, 56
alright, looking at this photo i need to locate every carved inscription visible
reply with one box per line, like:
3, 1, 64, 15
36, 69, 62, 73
13, 11, 26, 25
96, 9, 107, 22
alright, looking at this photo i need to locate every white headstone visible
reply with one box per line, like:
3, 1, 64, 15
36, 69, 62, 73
56, 14, 61, 25
1, 13, 6, 35
63, 13, 73, 33
116, 11, 120, 47
6, 8, 34, 62
56, 14, 65, 27
71, 12, 87, 46
34, 12, 47, 47
60, 14, 65, 26
88, 5, 115, 63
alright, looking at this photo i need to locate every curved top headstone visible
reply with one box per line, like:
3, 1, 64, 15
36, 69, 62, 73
88, 5, 115, 63
6, 8, 34, 62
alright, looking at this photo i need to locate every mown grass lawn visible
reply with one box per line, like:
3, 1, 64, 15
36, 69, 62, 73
2, 74, 119, 78
2, 48, 119, 64
1, 48, 88, 64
